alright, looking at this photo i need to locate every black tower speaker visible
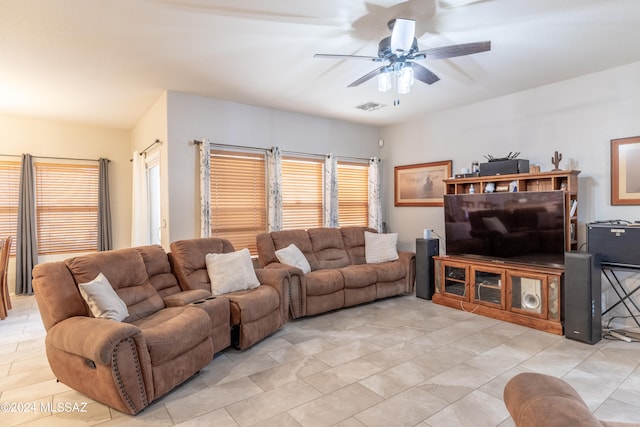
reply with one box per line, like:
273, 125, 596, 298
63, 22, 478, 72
564, 252, 602, 344
415, 238, 439, 300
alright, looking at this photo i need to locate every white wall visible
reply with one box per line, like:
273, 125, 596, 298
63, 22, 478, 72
164, 91, 381, 242
381, 60, 640, 328
381, 60, 640, 251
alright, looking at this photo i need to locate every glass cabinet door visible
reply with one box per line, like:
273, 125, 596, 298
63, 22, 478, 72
509, 273, 547, 318
471, 267, 505, 308
443, 264, 467, 299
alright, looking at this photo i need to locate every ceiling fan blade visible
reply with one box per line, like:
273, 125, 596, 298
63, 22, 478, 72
416, 41, 491, 60
314, 53, 382, 62
411, 63, 440, 85
348, 66, 386, 87
390, 18, 415, 54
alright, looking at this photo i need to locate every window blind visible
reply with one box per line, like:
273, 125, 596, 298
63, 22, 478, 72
0, 161, 20, 255
210, 150, 266, 255
337, 161, 369, 227
35, 162, 99, 254
281, 156, 323, 230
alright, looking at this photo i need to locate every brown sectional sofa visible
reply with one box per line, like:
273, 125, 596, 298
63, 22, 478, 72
32, 239, 289, 415
256, 226, 416, 318
31, 229, 413, 415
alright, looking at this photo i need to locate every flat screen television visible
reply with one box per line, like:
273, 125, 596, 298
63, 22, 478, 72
443, 190, 566, 268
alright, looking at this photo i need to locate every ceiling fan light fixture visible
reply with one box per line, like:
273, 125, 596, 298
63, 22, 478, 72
378, 70, 392, 92
397, 64, 414, 94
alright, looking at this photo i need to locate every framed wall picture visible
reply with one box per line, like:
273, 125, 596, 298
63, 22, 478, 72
394, 160, 452, 207
611, 136, 640, 205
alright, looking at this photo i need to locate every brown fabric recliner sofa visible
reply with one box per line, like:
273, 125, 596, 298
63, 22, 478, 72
170, 237, 289, 350
256, 226, 416, 319
32, 240, 288, 414
503, 372, 640, 427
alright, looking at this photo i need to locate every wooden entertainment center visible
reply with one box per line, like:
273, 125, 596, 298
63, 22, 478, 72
432, 170, 580, 334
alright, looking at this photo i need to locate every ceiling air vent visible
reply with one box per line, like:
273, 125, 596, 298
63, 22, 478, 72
356, 102, 386, 112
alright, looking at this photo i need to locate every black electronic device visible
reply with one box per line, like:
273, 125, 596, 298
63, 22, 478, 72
479, 159, 530, 176
443, 191, 565, 268
587, 222, 640, 267
564, 252, 602, 344
415, 238, 439, 300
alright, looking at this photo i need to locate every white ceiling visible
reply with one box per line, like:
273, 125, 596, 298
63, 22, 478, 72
2, 0, 640, 130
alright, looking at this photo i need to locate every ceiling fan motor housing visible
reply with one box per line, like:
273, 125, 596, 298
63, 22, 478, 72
378, 36, 419, 60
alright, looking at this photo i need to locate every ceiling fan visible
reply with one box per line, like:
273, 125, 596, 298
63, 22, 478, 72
314, 18, 491, 105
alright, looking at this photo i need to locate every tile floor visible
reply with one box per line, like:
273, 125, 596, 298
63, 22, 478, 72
2, 294, 640, 426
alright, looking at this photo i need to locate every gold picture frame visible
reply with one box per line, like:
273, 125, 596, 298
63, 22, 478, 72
611, 136, 640, 205
394, 160, 452, 207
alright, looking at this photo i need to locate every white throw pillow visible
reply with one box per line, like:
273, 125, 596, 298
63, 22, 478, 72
275, 244, 311, 274
364, 231, 399, 264
205, 248, 260, 296
78, 272, 129, 322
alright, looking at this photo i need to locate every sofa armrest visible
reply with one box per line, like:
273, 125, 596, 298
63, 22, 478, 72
46, 316, 142, 365
255, 268, 291, 322
163, 289, 211, 307
259, 263, 305, 319
503, 372, 605, 427
398, 251, 416, 294
44, 316, 153, 415
262, 262, 303, 275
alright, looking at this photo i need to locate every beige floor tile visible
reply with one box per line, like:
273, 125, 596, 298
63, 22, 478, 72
164, 377, 263, 423
288, 383, 383, 427
425, 390, 510, 427
303, 359, 382, 395
225, 380, 321, 426
173, 408, 239, 427
313, 340, 382, 367
358, 360, 433, 398
355, 386, 449, 427
250, 356, 330, 391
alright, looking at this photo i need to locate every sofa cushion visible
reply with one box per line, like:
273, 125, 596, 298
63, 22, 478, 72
170, 238, 236, 292
65, 249, 164, 322
339, 264, 377, 289
308, 227, 350, 269
130, 306, 211, 366
205, 248, 260, 296
135, 245, 183, 298
78, 273, 129, 321
269, 229, 319, 268
341, 226, 373, 265
226, 285, 281, 325
305, 269, 344, 296
275, 244, 311, 274
364, 231, 399, 264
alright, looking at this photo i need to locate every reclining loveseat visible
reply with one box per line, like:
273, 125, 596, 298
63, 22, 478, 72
32, 239, 289, 415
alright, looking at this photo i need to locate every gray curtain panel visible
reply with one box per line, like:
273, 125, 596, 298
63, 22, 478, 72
98, 158, 112, 251
16, 154, 38, 295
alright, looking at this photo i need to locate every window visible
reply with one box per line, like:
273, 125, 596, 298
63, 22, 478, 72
35, 162, 99, 254
0, 161, 20, 255
281, 156, 323, 230
210, 150, 266, 255
337, 161, 369, 227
